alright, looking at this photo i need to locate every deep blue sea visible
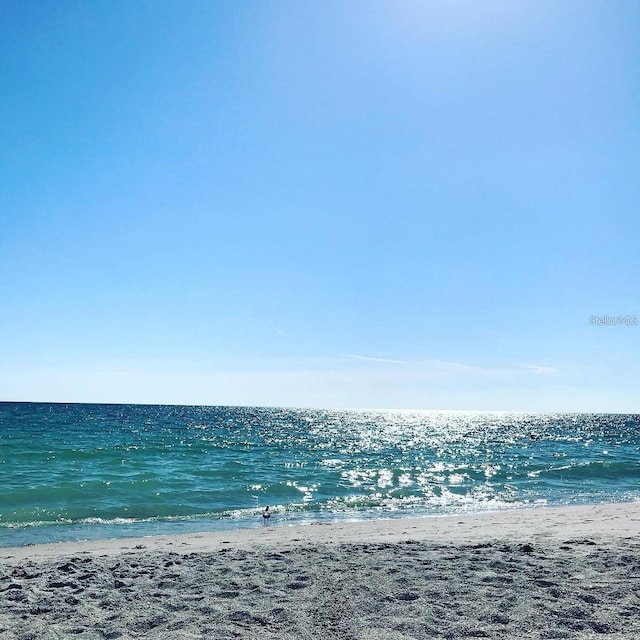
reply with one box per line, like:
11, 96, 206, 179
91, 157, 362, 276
1, 403, 639, 547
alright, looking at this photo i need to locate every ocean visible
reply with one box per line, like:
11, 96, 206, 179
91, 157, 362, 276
1, 403, 638, 547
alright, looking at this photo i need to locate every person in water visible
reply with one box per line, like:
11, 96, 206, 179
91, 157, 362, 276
262, 506, 271, 523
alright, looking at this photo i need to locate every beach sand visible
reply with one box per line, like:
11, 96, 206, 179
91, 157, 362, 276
2, 502, 640, 639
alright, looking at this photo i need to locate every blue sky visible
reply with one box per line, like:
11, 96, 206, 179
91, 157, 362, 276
1, 1, 638, 410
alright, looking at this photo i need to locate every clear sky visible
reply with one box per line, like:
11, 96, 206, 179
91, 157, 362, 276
1, 1, 638, 411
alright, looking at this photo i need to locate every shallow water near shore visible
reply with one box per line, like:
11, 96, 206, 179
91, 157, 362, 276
1, 403, 639, 547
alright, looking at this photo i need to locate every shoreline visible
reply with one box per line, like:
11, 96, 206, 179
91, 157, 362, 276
3, 500, 639, 563
2, 501, 640, 639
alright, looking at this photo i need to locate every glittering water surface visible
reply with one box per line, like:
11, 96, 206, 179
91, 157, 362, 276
1, 403, 639, 546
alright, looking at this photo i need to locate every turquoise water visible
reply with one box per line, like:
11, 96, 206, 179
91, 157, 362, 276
1, 403, 639, 547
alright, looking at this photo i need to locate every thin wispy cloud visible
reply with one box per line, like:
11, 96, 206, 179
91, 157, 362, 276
426, 359, 499, 378
343, 354, 414, 365
519, 364, 560, 376
343, 355, 563, 380
344, 354, 499, 378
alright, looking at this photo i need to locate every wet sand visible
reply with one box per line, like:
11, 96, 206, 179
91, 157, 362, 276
2, 502, 640, 639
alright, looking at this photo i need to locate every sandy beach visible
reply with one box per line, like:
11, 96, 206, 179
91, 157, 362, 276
2, 502, 640, 639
